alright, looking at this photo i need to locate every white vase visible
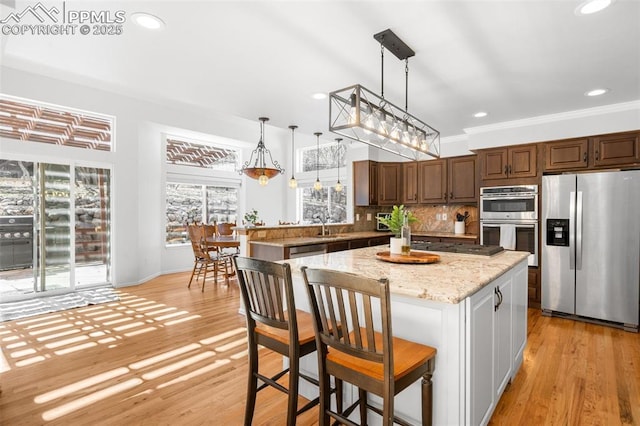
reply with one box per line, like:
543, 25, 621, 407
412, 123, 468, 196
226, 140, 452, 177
455, 221, 465, 234
390, 237, 403, 255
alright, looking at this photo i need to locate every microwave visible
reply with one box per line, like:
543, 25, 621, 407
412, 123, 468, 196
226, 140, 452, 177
376, 212, 392, 231
480, 185, 538, 221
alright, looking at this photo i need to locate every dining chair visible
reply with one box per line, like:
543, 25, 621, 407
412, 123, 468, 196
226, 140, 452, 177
216, 222, 240, 257
301, 266, 437, 426
186, 224, 219, 291
202, 223, 232, 285
232, 256, 327, 426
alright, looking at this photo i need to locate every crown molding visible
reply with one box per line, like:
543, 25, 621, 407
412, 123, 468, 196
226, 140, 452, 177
463, 100, 640, 135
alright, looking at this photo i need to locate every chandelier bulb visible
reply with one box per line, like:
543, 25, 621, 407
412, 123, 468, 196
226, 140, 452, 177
314, 179, 323, 191
258, 174, 269, 186
289, 177, 298, 189
335, 181, 343, 192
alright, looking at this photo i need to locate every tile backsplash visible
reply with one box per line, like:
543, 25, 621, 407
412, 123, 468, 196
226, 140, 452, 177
353, 204, 478, 234
409, 205, 478, 234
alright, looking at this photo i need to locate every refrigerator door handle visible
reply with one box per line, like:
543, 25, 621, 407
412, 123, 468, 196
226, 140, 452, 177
569, 191, 576, 270
576, 191, 583, 270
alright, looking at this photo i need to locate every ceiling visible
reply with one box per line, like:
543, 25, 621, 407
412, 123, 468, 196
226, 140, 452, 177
1, 0, 639, 140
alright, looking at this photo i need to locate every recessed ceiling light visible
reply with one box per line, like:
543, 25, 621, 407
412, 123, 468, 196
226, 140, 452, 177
575, 0, 613, 15
312, 93, 327, 100
473, 111, 488, 118
585, 88, 609, 97
131, 12, 165, 30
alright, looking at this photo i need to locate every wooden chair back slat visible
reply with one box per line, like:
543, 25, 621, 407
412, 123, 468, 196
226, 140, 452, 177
234, 257, 293, 331
187, 224, 210, 259
302, 267, 389, 364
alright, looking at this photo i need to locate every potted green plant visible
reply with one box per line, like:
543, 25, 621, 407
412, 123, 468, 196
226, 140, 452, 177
243, 208, 260, 227
377, 205, 418, 254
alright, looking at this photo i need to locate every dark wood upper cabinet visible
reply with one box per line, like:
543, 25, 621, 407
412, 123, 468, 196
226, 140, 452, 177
448, 155, 477, 203
480, 149, 508, 180
418, 160, 447, 204
353, 160, 378, 206
378, 162, 402, 205
592, 132, 640, 167
402, 162, 419, 204
509, 145, 537, 178
410, 156, 477, 204
542, 131, 640, 172
544, 138, 589, 171
480, 145, 537, 181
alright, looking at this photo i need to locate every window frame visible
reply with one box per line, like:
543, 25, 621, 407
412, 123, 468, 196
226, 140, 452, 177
164, 135, 242, 247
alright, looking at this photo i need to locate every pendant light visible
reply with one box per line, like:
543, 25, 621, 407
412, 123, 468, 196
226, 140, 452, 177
288, 125, 298, 189
334, 138, 343, 192
239, 117, 284, 186
329, 29, 440, 160
313, 132, 322, 191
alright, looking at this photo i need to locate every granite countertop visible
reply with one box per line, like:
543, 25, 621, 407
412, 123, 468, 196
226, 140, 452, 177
413, 231, 478, 240
285, 245, 529, 304
249, 231, 391, 248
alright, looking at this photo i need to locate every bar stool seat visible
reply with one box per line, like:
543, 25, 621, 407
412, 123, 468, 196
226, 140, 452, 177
255, 310, 317, 347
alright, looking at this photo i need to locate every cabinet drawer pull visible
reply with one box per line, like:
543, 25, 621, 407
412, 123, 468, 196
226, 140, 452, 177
504, 165, 508, 175
583, 152, 587, 162
595, 150, 600, 161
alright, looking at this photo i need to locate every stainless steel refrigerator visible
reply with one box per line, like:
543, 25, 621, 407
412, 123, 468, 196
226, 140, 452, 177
541, 171, 640, 331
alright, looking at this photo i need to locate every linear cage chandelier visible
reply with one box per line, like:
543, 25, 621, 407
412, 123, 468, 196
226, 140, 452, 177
329, 29, 440, 161
240, 116, 284, 186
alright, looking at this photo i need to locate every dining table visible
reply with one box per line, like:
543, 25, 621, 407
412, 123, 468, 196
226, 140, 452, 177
204, 235, 241, 250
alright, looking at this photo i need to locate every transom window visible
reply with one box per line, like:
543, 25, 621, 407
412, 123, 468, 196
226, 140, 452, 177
300, 143, 346, 172
0, 94, 113, 151
166, 138, 238, 171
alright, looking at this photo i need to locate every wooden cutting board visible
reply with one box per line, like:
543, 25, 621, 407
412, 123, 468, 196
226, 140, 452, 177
375, 251, 441, 264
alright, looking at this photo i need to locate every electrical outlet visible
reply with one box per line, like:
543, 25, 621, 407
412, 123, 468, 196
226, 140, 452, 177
442, 213, 447, 221
356, 213, 360, 221
366, 213, 372, 221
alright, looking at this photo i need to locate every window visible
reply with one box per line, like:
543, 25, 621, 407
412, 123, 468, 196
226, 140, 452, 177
301, 186, 348, 224
166, 138, 237, 171
165, 184, 239, 245
0, 94, 114, 151
165, 137, 240, 245
298, 142, 348, 224
301, 143, 346, 172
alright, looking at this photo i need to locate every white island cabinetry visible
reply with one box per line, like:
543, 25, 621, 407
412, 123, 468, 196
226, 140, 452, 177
285, 246, 529, 425
466, 263, 526, 426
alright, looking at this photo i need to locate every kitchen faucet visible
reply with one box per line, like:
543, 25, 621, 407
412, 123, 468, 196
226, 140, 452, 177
316, 208, 330, 236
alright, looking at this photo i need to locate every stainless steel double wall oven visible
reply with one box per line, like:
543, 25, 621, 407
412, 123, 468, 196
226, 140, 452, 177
480, 185, 538, 266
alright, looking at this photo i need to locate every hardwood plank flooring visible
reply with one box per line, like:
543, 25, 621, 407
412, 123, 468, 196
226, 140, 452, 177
0, 272, 638, 425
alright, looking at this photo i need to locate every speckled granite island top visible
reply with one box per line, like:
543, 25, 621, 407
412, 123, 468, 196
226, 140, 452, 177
284, 245, 529, 304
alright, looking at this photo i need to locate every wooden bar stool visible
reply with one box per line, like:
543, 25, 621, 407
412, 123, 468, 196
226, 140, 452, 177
233, 256, 324, 426
301, 266, 437, 426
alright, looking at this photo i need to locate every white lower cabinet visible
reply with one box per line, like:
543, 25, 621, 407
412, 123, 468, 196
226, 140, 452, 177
466, 261, 526, 426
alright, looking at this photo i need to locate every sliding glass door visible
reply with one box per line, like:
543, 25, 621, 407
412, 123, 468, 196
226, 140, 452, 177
0, 159, 112, 300
36, 163, 72, 292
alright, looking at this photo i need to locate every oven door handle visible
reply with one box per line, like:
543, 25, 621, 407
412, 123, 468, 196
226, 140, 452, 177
481, 222, 536, 228
480, 195, 535, 200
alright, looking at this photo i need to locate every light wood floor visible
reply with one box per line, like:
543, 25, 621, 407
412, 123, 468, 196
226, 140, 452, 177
0, 272, 638, 425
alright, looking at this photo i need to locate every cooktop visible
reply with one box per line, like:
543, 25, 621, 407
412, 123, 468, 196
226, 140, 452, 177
410, 241, 504, 256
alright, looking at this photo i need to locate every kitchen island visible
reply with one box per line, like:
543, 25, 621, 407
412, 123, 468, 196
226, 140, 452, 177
283, 245, 529, 425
